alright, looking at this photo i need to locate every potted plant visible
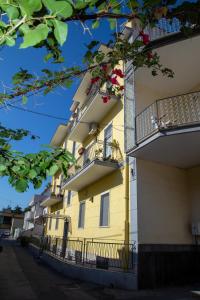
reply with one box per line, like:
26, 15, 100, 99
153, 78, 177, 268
95, 148, 103, 158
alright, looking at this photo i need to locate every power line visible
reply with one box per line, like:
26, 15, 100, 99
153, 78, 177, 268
7, 104, 67, 121
4, 103, 125, 127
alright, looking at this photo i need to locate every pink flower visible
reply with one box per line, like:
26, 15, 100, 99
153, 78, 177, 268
112, 69, 124, 78
102, 96, 110, 103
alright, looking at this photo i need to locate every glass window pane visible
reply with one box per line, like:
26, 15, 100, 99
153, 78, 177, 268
100, 193, 109, 226
78, 202, 85, 228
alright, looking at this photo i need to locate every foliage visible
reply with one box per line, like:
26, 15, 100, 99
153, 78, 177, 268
0, 0, 199, 192
0, 124, 75, 192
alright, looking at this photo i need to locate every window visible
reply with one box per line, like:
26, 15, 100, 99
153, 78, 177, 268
78, 202, 85, 228
67, 191, 71, 206
100, 193, 109, 227
104, 124, 112, 158
48, 217, 52, 230
72, 141, 76, 156
55, 211, 60, 230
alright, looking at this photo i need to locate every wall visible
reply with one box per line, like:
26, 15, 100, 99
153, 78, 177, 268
187, 166, 200, 224
66, 168, 125, 240
137, 159, 192, 245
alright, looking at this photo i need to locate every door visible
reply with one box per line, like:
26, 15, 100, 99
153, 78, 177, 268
61, 220, 69, 258
104, 124, 112, 158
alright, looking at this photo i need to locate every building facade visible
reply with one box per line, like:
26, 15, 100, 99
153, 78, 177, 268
38, 21, 200, 289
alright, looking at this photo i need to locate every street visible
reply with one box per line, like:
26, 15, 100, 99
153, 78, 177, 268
0, 240, 198, 300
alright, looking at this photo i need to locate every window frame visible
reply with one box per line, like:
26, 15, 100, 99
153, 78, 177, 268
78, 201, 86, 229
55, 211, 60, 230
99, 191, 110, 227
104, 122, 113, 159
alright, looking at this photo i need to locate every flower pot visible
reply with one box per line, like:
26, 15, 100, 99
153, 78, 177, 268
78, 147, 85, 155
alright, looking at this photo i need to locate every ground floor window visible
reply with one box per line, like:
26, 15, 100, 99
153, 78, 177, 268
99, 192, 110, 227
78, 202, 85, 228
48, 217, 52, 230
55, 211, 60, 230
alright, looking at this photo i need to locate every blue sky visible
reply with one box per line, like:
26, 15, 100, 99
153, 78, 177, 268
0, 20, 117, 210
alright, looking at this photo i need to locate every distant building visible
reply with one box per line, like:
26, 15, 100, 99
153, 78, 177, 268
0, 211, 24, 237
23, 194, 46, 237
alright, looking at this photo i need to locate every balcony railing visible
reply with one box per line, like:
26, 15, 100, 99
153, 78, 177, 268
25, 211, 34, 221
136, 90, 200, 144
65, 140, 121, 180
130, 17, 181, 43
70, 82, 101, 131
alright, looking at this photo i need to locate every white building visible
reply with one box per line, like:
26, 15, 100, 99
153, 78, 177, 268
23, 194, 45, 236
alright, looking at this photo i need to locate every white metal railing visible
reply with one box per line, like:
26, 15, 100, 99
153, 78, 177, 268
130, 18, 181, 42
136, 90, 200, 143
64, 140, 121, 183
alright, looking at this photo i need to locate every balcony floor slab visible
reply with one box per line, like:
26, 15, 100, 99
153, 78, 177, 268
62, 159, 119, 191
128, 126, 200, 168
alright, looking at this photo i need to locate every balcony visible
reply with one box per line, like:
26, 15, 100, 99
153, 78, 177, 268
128, 90, 200, 168
62, 141, 120, 191
68, 84, 118, 143
25, 211, 34, 222
41, 188, 63, 207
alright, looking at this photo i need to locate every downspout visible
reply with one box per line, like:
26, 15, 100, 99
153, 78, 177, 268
124, 155, 130, 270
124, 155, 130, 245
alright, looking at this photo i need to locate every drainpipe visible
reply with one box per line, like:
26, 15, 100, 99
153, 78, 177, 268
125, 155, 130, 244
123, 156, 130, 270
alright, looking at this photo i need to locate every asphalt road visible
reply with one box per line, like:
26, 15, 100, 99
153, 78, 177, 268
0, 240, 198, 300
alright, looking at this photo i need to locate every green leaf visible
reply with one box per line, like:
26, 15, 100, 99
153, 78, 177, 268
22, 95, 28, 104
44, 52, 53, 62
0, 164, 6, 172
5, 36, 15, 47
108, 18, 116, 30
5, 6, 19, 19
42, 0, 73, 18
53, 20, 68, 46
92, 20, 100, 29
29, 169, 37, 179
0, 20, 6, 28
18, 0, 42, 16
15, 179, 28, 192
20, 24, 50, 49
47, 164, 59, 176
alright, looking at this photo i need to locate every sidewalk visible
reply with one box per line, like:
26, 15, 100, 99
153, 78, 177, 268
0, 239, 199, 300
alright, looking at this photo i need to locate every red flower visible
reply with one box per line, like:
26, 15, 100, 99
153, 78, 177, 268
110, 76, 119, 85
147, 52, 153, 60
142, 34, 150, 45
102, 96, 110, 103
91, 76, 100, 84
119, 85, 124, 91
112, 68, 124, 78
102, 65, 108, 71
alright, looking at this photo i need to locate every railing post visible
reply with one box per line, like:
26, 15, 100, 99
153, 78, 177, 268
82, 238, 86, 265
61, 237, 67, 259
